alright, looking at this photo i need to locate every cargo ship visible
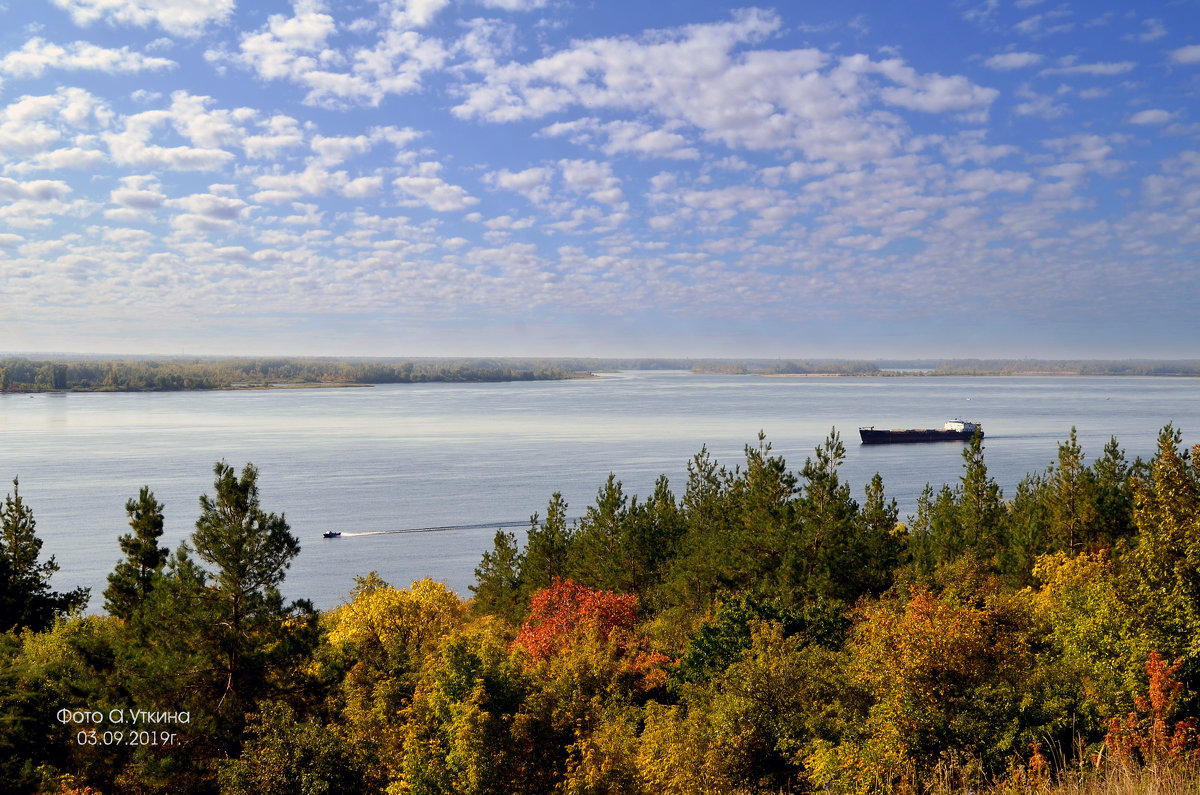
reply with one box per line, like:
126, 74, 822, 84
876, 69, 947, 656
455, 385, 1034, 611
858, 419, 982, 444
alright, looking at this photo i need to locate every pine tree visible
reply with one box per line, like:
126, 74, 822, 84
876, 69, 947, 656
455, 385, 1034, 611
104, 486, 169, 620
0, 477, 88, 632
191, 461, 301, 707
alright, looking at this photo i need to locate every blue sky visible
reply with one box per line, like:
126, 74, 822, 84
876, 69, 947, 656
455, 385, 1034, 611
1, 0, 1198, 358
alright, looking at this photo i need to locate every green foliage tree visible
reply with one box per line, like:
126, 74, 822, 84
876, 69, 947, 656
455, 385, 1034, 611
957, 429, 1006, 561
521, 492, 573, 599
1090, 435, 1136, 549
219, 701, 365, 795
400, 621, 549, 795
907, 432, 1006, 578
568, 474, 629, 592
119, 462, 313, 792
1128, 426, 1200, 702
471, 529, 525, 622
0, 478, 88, 633
103, 486, 169, 620
190, 461, 303, 707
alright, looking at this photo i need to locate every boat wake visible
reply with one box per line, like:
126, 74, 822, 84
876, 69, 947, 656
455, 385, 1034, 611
327, 520, 531, 538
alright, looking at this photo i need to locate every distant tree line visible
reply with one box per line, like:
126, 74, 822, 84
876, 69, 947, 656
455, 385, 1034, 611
911, 358, 1200, 376
2, 357, 1197, 393
0, 357, 579, 393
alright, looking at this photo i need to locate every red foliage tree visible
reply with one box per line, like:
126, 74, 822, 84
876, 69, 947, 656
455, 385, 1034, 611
514, 577, 639, 661
1105, 651, 1199, 769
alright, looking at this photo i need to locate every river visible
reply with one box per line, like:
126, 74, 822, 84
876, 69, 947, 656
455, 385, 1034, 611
2, 372, 1197, 611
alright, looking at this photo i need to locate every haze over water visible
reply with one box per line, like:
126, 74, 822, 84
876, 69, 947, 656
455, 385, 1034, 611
3, 372, 1198, 611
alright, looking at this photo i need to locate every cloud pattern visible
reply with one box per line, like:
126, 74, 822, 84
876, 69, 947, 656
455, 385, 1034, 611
0, 0, 1198, 356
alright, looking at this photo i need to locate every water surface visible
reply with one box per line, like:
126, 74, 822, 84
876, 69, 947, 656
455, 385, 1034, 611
2, 372, 1197, 611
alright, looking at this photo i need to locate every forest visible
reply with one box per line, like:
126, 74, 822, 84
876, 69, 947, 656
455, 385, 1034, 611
0, 357, 579, 392
2, 426, 1199, 794
3, 356, 1199, 392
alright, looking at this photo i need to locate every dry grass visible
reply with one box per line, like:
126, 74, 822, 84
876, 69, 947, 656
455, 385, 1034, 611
988, 762, 1200, 795
1023, 767, 1199, 795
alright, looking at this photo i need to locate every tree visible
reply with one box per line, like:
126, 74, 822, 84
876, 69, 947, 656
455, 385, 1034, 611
1090, 435, 1136, 549
1128, 426, 1200, 703
957, 429, 1005, 561
219, 701, 366, 795
104, 487, 169, 620
522, 493, 573, 598
119, 462, 311, 792
471, 530, 525, 622
323, 575, 466, 788
568, 474, 629, 592
191, 461, 302, 707
792, 429, 873, 603
0, 478, 88, 633
1049, 427, 1097, 552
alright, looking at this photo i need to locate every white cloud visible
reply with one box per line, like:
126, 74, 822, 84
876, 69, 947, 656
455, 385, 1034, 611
0, 177, 72, 202
397, 0, 451, 27
0, 38, 176, 77
252, 164, 349, 203
104, 108, 236, 171
956, 168, 1034, 194
542, 117, 700, 159
1014, 84, 1067, 119
1133, 18, 1166, 43
394, 163, 479, 211
167, 187, 250, 234
485, 167, 554, 204
109, 175, 166, 212
559, 159, 625, 205
218, 0, 448, 108
243, 115, 306, 159
9, 147, 107, 173
478, 0, 548, 9
49, 0, 234, 36
983, 52, 1042, 70
0, 89, 112, 164
1129, 109, 1173, 126
1170, 45, 1200, 65
456, 11, 993, 165
847, 55, 998, 115
342, 176, 384, 198
1040, 58, 1136, 76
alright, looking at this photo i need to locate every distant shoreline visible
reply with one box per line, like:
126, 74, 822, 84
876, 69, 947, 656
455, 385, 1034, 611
2, 355, 1198, 393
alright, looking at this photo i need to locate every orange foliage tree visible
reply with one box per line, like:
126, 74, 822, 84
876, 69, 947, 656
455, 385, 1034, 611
513, 577, 638, 662
1105, 651, 1199, 770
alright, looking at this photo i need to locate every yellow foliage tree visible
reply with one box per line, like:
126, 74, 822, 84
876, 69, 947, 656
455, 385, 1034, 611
322, 575, 466, 790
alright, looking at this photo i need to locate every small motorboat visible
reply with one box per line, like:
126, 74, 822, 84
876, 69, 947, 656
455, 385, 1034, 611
322, 530, 342, 538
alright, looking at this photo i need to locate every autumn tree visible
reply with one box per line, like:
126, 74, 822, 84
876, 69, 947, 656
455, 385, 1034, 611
812, 579, 1045, 790
1128, 426, 1200, 703
322, 575, 465, 789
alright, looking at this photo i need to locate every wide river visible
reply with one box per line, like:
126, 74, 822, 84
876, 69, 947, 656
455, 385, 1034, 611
2, 372, 1198, 612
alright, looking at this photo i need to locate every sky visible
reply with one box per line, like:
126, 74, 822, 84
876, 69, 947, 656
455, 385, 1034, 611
0, 0, 1198, 359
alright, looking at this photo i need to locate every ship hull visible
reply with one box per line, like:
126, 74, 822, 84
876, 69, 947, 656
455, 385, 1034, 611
858, 428, 981, 444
